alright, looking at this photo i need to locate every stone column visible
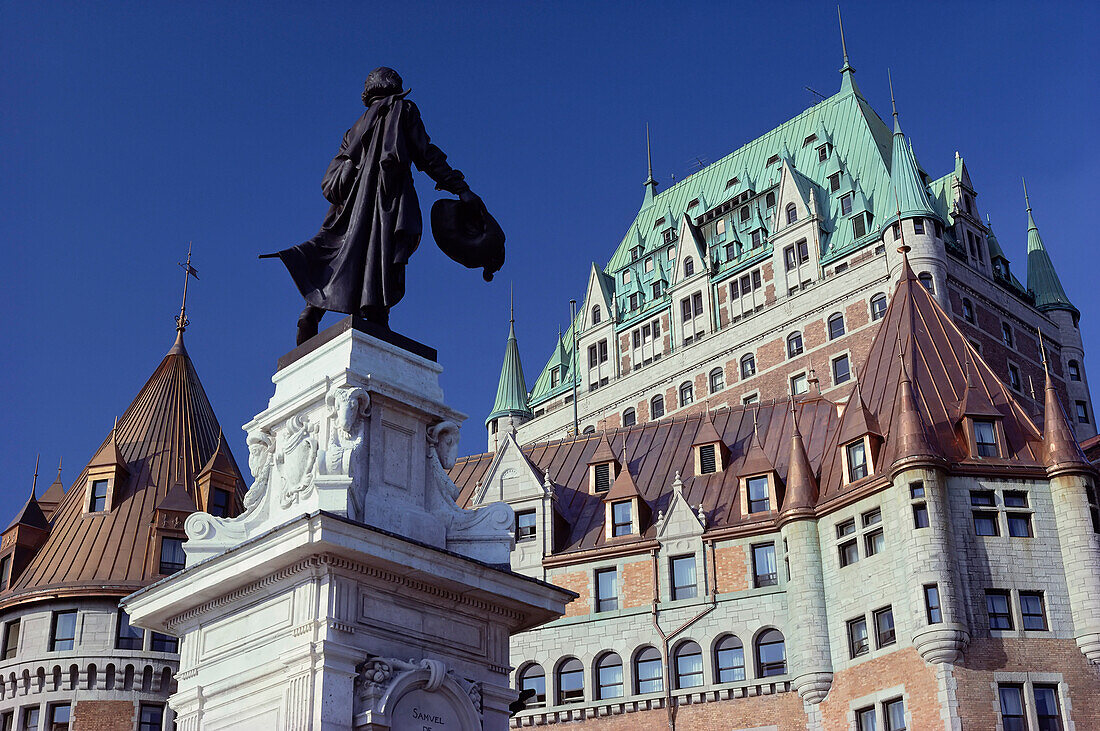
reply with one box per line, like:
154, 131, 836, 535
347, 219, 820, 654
780, 516, 832, 703
1048, 470, 1100, 663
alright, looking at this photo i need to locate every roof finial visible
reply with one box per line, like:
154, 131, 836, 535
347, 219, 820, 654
642, 124, 657, 205
1023, 177, 1032, 213
31, 454, 40, 497
888, 68, 898, 123
806, 355, 820, 393
838, 6, 850, 69
57, 456, 63, 480
510, 282, 514, 324
176, 242, 200, 334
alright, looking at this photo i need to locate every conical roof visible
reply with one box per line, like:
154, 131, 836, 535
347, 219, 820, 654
1042, 368, 1089, 474
1024, 189, 1077, 314
891, 343, 945, 471
4, 493, 50, 533
780, 404, 818, 517
37, 470, 66, 521
0, 332, 244, 607
883, 113, 936, 227
486, 316, 532, 425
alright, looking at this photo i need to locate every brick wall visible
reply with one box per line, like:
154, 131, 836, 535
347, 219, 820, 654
714, 544, 749, 593
817, 647, 940, 731
73, 700, 135, 731
621, 559, 654, 608
554, 570, 590, 617
538, 690, 806, 730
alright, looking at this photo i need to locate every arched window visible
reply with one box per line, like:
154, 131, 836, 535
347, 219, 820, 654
870, 294, 887, 321
591, 305, 602, 325
673, 641, 704, 689
679, 382, 694, 407
683, 258, 695, 278
786, 204, 797, 225
827, 313, 845, 340
595, 652, 623, 700
651, 395, 665, 419
623, 408, 637, 427
741, 354, 756, 379
787, 332, 804, 358
755, 630, 786, 677
633, 646, 663, 694
1069, 360, 1082, 382
582, 425, 595, 435
517, 663, 546, 709
709, 368, 725, 393
714, 635, 745, 683
918, 272, 934, 293
556, 658, 584, 704
765, 191, 777, 209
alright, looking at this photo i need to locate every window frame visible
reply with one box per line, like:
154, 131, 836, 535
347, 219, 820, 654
714, 635, 746, 683
595, 652, 624, 699
827, 313, 845, 340
611, 500, 633, 537
709, 367, 724, 394
672, 640, 704, 689
752, 542, 778, 588
159, 536, 186, 575
517, 663, 546, 709
49, 610, 77, 652
1020, 591, 1047, 631
786, 331, 804, 358
634, 646, 664, 695
669, 554, 698, 601
556, 657, 585, 705
755, 629, 786, 677
874, 606, 896, 648
847, 615, 870, 658
986, 590, 1014, 630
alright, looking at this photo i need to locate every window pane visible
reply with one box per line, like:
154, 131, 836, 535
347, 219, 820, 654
715, 636, 745, 683
117, 610, 144, 650
925, 585, 942, 624
2, 619, 20, 660
1021, 592, 1047, 630
847, 441, 868, 481
160, 537, 186, 574
151, 632, 179, 653
987, 592, 1013, 630
51, 610, 77, 651
595, 569, 617, 612
612, 501, 633, 537
518, 665, 546, 708
875, 607, 896, 647
856, 707, 877, 731
913, 504, 929, 529
516, 510, 537, 540
674, 641, 703, 689
865, 529, 885, 557
1007, 513, 1032, 538
557, 659, 584, 704
974, 421, 998, 457
635, 647, 663, 694
756, 630, 786, 676
753, 544, 777, 587
747, 476, 770, 513
999, 685, 1025, 731
596, 653, 623, 699
839, 540, 859, 567
1034, 685, 1062, 731
50, 704, 71, 730
884, 698, 906, 731
671, 555, 697, 600
974, 512, 999, 536
848, 617, 869, 657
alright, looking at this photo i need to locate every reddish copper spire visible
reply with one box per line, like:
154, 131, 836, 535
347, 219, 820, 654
588, 433, 617, 464
1041, 354, 1089, 476
838, 381, 881, 444
891, 339, 944, 473
692, 415, 723, 447
781, 402, 818, 521
741, 409, 776, 476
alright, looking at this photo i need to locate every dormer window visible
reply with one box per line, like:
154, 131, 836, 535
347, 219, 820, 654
974, 420, 999, 457
654, 217, 666, 229
611, 501, 633, 537
591, 305, 602, 325
766, 154, 779, 167
158, 537, 186, 575
593, 463, 612, 493
725, 177, 739, 189
747, 476, 770, 513
89, 480, 109, 513
550, 367, 560, 388
622, 270, 631, 285
803, 134, 817, 148
683, 258, 694, 277
516, 510, 537, 541
751, 230, 762, 248
765, 191, 776, 209
740, 206, 750, 222
698, 444, 718, 474
786, 204, 798, 225
829, 173, 841, 192
840, 194, 853, 216
846, 441, 869, 481
687, 198, 699, 210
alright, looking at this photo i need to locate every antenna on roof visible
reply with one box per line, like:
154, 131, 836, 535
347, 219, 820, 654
31, 454, 40, 497
176, 242, 200, 334
805, 86, 826, 102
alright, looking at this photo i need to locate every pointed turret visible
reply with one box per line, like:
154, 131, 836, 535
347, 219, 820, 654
1024, 181, 1078, 315
781, 403, 818, 519
38, 460, 66, 521
486, 302, 533, 450
642, 124, 657, 208
1041, 357, 1089, 476
891, 340, 945, 473
883, 76, 937, 228
837, 7, 859, 95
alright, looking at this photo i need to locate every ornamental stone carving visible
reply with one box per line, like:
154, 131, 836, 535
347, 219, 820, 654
242, 429, 275, 510
353, 655, 483, 730
276, 414, 320, 509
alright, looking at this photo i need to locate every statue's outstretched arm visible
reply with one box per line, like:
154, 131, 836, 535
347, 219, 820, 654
403, 101, 468, 196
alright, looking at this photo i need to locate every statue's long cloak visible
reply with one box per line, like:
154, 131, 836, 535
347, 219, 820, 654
275, 94, 467, 315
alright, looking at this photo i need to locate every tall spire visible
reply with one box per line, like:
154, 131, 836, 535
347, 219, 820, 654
1023, 179, 1077, 314
837, 6, 859, 94
888, 68, 900, 133
884, 77, 936, 229
486, 296, 533, 426
1040, 331, 1088, 474
642, 124, 657, 208
781, 400, 818, 518
171, 243, 200, 354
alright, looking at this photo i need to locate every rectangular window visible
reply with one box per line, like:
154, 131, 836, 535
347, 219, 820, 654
913, 218, 925, 234
998, 684, 1026, 731
138, 704, 165, 731
839, 539, 859, 567
159, 537, 186, 574
1007, 513, 1032, 538
862, 508, 881, 527
883, 698, 906, 731
1033, 685, 1063, 730
784, 245, 796, 271
1, 711, 11, 731
790, 373, 808, 395
752, 270, 762, 290
1008, 365, 1021, 392
746, 476, 770, 513
837, 518, 856, 538
0, 556, 9, 591
987, 590, 1013, 630
840, 194, 853, 216
209, 487, 231, 518
116, 610, 144, 650
89, 478, 109, 512
2, 619, 19, 660
973, 510, 999, 536
752, 543, 777, 587
20, 709, 38, 731
829, 173, 841, 192
751, 230, 762, 248
670, 555, 697, 600
818, 144, 829, 162
913, 503, 929, 529
847, 616, 869, 657
865, 529, 885, 557
515, 510, 537, 541
150, 632, 179, 653
1001, 322, 1013, 348
833, 354, 851, 384
1020, 591, 1047, 630
48, 704, 70, 731
856, 707, 877, 731
846, 440, 868, 481
970, 490, 995, 507
874, 606, 896, 647
1004, 491, 1028, 508
595, 568, 617, 612
974, 420, 998, 457
910, 482, 925, 499
853, 213, 866, 239
611, 500, 633, 537
797, 239, 809, 263
698, 444, 717, 474
1076, 401, 1090, 424
924, 584, 942, 624
593, 463, 611, 493
50, 610, 77, 651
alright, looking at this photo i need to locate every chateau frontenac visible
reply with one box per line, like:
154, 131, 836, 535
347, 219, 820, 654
454, 46, 1100, 730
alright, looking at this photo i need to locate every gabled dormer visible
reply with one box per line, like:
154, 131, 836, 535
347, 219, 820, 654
739, 425, 779, 517
603, 456, 650, 540
692, 417, 726, 476
196, 434, 239, 518
955, 361, 1006, 460
0, 490, 51, 590
655, 472, 704, 542
587, 434, 618, 495
38, 462, 66, 521
150, 482, 196, 577
837, 383, 882, 484
581, 263, 617, 330
670, 213, 709, 287
84, 428, 129, 514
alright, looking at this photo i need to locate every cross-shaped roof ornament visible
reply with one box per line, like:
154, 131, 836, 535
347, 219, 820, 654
176, 242, 200, 333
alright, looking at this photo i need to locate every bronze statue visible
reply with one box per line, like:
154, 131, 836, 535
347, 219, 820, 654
265, 67, 504, 345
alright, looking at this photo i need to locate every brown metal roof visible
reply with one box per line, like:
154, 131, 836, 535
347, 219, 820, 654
451, 254, 1050, 556
0, 331, 245, 608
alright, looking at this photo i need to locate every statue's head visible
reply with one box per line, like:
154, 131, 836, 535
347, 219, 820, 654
427, 421, 461, 470
362, 67, 404, 106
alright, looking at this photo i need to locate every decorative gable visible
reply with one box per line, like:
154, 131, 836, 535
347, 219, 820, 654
84, 429, 130, 514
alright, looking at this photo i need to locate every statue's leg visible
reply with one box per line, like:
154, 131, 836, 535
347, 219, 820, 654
362, 305, 390, 329
296, 304, 324, 345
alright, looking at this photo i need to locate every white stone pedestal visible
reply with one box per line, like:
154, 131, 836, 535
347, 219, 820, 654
124, 319, 573, 730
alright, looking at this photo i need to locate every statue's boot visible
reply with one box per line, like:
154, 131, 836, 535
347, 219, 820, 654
297, 305, 324, 345
362, 306, 390, 329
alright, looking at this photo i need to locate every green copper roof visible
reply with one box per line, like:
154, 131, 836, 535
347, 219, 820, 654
883, 113, 937, 227
486, 316, 533, 425
1024, 189, 1076, 314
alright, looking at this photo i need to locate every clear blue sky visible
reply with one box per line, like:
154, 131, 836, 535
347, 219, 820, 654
2, 2, 1098, 510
